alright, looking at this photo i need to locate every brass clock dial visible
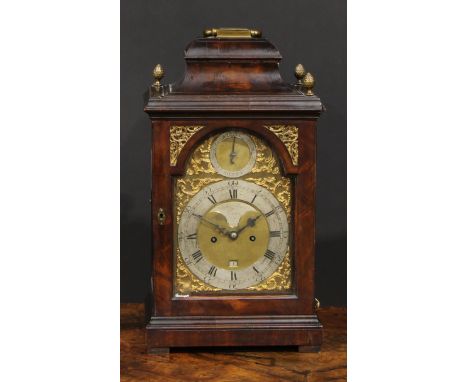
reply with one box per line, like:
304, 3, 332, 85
178, 179, 289, 290
210, 131, 257, 178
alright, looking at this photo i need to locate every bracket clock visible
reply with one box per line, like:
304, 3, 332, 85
144, 28, 324, 353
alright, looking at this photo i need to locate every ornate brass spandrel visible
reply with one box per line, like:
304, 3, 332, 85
264, 125, 299, 166
175, 176, 223, 224
169, 125, 205, 166
185, 138, 216, 175
247, 250, 292, 291
175, 248, 221, 294
243, 176, 291, 221
250, 136, 280, 175
174, 132, 293, 294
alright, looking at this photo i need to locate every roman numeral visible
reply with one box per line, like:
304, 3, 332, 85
251, 194, 257, 204
231, 271, 237, 281
265, 206, 281, 218
229, 189, 237, 199
192, 250, 203, 263
264, 249, 276, 260
253, 266, 259, 273
269, 230, 281, 238
208, 266, 217, 277
186, 233, 197, 240
207, 194, 217, 204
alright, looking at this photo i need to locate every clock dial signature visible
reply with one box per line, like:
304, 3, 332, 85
178, 180, 289, 290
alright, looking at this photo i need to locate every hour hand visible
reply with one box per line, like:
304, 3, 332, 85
236, 215, 261, 235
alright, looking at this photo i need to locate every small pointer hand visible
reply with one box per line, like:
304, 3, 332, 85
229, 137, 237, 164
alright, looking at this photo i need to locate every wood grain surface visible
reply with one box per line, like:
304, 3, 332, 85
121, 304, 346, 382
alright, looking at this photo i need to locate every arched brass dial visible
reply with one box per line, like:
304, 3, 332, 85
210, 131, 256, 178
178, 180, 289, 290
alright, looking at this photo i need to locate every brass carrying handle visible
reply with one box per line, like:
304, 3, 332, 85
203, 28, 262, 39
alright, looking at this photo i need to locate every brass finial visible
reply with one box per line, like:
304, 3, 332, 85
303, 72, 315, 96
294, 64, 306, 85
152, 64, 164, 89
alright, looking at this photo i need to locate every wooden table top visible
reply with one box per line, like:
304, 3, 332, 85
121, 304, 346, 382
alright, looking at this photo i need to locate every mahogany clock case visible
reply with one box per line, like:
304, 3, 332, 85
143, 28, 326, 351
121, 0, 346, 316
146, 120, 321, 350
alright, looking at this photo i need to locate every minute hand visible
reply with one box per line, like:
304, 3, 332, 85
236, 215, 261, 235
196, 215, 230, 236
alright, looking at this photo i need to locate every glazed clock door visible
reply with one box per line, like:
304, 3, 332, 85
173, 128, 294, 296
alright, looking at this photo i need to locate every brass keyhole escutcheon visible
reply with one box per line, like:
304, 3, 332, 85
157, 208, 166, 225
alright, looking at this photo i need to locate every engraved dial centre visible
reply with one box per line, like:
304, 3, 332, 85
198, 200, 269, 271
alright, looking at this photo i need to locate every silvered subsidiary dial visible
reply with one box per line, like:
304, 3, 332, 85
178, 179, 289, 290
210, 131, 257, 178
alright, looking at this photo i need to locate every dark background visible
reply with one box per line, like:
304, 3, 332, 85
121, 0, 346, 306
